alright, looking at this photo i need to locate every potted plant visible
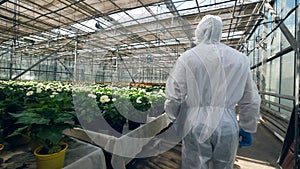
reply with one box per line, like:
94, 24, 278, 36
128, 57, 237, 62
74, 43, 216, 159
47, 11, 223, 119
148, 89, 166, 117
73, 90, 106, 132
127, 90, 151, 130
99, 94, 126, 136
73, 86, 126, 136
0, 81, 31, 146
9, 89, 76, 169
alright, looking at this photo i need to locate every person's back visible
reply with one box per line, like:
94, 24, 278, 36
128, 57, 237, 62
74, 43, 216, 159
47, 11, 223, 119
164, 15, 261, 169
181, 43, 250, 108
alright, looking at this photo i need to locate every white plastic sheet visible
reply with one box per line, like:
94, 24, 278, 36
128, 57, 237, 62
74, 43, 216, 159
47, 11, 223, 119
63, 113, 172, 169
64, 138, 106, 169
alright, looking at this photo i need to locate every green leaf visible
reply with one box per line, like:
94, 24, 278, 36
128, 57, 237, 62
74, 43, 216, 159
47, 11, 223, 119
15, 113, 50, 125
6, 126, 29, 138
8, 112, 24, 118
37, 128, 62, 145
54, 113, 75, 123
48, 145, 62, 154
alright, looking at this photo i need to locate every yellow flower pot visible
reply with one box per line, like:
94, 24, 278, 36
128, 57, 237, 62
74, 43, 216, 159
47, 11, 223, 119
0, 144, 3, 151
34, 142, 68, 169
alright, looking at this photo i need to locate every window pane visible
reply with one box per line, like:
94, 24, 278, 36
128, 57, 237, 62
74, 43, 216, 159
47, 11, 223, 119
280, 99, 293, 119
281, 51, 294, 96
265, 58, 280, 94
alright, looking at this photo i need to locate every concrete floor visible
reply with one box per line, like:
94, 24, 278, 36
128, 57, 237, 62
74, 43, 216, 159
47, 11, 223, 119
234, 123, 282, 169
127, 123, 283, 169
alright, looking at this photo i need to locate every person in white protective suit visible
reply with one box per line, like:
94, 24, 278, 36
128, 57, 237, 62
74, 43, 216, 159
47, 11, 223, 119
164, 15, 261, 169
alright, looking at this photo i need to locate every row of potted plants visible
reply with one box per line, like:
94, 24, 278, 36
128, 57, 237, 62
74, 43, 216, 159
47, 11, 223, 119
74, 84, 166, 132
0, 81, 76, 169
0, 80, 166, 168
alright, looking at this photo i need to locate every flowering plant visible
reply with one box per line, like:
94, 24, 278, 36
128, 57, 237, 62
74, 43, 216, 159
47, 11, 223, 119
1, 80, 166, 142
73, 87, 100, 124
130, 91, 151, 113
73, 86, 126, 134
9, 82, 76, 154
96, 87, 126, 127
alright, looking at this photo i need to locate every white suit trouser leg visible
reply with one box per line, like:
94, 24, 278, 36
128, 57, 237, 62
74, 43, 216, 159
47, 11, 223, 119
182, 128, 239, 169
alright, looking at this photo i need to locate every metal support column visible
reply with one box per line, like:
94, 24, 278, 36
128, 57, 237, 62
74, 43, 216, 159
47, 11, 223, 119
277, 18, 298, 50
9, 45, 13, 79
74, 36, 78, 82
10, 0, 17, 80
53, 58, 58, 81
295, 4, 300, 169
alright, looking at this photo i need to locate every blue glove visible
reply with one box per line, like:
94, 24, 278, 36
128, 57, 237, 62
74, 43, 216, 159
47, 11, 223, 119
173, 121, 178, 131
239, 128, 252, 148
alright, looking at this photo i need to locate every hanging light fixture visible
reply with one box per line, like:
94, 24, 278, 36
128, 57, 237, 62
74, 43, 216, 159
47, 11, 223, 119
146, 54, 154, 62
95, 21, 102, 29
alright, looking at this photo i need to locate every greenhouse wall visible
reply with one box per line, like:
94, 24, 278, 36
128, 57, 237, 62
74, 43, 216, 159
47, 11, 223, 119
0, 51, 170, 83
247, 0, 296, 140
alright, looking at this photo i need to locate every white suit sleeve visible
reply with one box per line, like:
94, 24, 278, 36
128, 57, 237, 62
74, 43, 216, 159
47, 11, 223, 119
164, 59, 187, 121
238, 70, 261, 133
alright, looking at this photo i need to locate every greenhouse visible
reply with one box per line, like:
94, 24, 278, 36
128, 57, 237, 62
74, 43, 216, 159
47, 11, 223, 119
0, 0, 299, 169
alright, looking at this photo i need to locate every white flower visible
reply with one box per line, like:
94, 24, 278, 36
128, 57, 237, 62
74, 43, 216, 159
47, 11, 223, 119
57, 88, 62, 92
52, 92, 59, 95
45, 85, 51, 90
26, 91, 33, 96
50, 95, 55, 98
36, 87, 42, 93
100, 95, 110, 103
88, 93, 97, 99
112, 98, 116, 102
138, 89, 146, 94
136, 96, 142, 104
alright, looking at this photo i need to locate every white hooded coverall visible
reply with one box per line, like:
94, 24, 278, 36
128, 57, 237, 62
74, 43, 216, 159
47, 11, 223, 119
164, 15, 261, 169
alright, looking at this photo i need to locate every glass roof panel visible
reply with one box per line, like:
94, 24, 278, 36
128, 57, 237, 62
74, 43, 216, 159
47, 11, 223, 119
172, 0, 198, 15
126, 7, 156, 24
126, 7, 152, 20
109, 11, 139, 26
72, 20, 97, 33
148, 4, 173, 20
110, 12, 127, 22
108, 6, 175, 26
222, 31, 243, 40
0, 0, 264, 59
